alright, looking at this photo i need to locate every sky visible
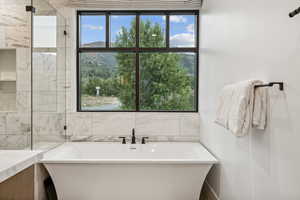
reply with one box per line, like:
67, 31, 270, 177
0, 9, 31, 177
80, 14, 196, 47
80, 15, 106, 46
169, 15, 195, 47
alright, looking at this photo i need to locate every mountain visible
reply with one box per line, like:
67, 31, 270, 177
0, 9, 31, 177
82, 41, 106, 48
80, 52, 117, 80
80, 41, 196, 78
180, 53, 196, 75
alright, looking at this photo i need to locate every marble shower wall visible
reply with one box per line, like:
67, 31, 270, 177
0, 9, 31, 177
0, 0, 32, 149
32, 52, 66, 145
61, 8, 201, 143
0, 0, 68, 149
0, 0, 31, 48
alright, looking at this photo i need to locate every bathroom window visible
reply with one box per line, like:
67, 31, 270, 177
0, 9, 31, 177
77, 11, 199, 112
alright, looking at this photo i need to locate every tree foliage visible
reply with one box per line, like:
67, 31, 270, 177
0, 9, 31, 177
115, 19, 194, 110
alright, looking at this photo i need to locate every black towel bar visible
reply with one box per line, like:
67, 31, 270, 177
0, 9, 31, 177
254, 82, 284, 91
289, 7, 300, 18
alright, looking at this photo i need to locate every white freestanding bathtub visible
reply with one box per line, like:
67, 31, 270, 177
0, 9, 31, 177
42, 142, 217, 200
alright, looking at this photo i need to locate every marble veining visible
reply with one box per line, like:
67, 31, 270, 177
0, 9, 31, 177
33, 113, 65, 135
0, 134, 29, 150
70, 135, 200, 143
0, 0, 31, 48
66, 112, 201, 141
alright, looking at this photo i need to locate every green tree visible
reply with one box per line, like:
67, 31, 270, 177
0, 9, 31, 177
115, 20, 194, 110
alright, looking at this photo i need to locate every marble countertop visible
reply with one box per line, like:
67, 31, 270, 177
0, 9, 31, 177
0, 150, 43, 183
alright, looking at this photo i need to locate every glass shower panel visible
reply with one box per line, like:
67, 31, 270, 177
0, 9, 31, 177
32, 0, 67, 150
0, 0, 32, 149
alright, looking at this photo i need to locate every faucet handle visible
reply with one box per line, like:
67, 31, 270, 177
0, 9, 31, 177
141, 137, 149, 144
119, 137, 126, 144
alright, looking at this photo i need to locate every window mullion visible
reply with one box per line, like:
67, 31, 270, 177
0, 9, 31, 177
136, 14, 140, 48
106, 13, 109, 48
166, 14, 170, 48
136, 14, 140, 111
135, 52, 140, 111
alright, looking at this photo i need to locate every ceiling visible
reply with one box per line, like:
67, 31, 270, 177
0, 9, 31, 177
50, 0, 202, 9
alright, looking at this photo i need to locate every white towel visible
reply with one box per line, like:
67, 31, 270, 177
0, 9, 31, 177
253, 87, 268, 130
215, 80, 268, 137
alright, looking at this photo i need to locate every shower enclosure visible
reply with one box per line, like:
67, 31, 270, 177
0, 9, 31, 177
0, 0, 67, 150
31, 0, 67, 150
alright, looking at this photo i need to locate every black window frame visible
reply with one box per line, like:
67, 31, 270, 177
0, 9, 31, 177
77, 10, 199, 112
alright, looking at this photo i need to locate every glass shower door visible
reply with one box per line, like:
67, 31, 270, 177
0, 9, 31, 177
31, 0, 67, 150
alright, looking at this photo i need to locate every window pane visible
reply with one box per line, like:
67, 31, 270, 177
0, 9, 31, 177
80, 52, 136, 111
80, 15, 105, 47
140, 53, 196, 111
140, 15, 166, 48
170, 15, 196, 47
110, 15, 136, 47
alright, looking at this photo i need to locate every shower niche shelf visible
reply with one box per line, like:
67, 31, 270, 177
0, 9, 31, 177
0, 49, 17, 112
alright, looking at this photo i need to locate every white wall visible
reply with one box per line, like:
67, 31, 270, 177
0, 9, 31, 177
199, 0, 300, 199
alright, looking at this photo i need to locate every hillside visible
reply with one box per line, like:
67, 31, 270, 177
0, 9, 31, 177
80, 51, 196, 79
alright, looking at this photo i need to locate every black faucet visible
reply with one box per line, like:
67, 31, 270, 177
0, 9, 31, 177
141, 137, 149, 144
131, 128, 136, 144
119, 137, 126, 144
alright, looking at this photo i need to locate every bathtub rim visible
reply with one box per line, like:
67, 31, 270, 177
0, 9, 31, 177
41, 142, 218, 165
41, 159, 218, 165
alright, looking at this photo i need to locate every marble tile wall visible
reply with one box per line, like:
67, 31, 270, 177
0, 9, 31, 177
0, 112, 31, 149
0, 82, 16, 111
0, 49, 32, 149
0, 0, 32, 149
0, 0, 68, 149
68, 112, 200, 143
0, 0, 31, 48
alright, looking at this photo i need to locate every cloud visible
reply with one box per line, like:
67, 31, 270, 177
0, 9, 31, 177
82, 24, 103, 31
186, 24, 194, 33
170, 33, 195, 47
170, 16, 187, 23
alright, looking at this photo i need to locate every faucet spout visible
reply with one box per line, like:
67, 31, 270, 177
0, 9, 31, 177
131, 128, 136, 144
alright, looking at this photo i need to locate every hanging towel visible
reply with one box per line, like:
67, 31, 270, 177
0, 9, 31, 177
252, 87, 269, 130
215, 80, 268, 137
